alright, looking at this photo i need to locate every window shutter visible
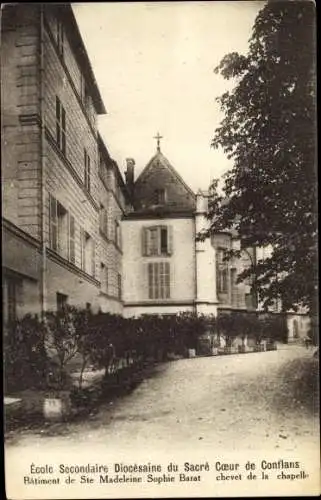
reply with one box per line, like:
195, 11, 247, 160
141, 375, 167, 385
165, 262, 170, 298
87, 155, 91, 192
49, 193, 58, 251
69, 214, 75, 263
91, 240, 96, 277
106, 266, 109, 294
142, 227, 148, 256
148, 262, 153, 298
80, 228, 85, 270
167, 225, 173, 255
61, 106, 66, 154
56, 99, 60, 147
104, 208, 108, 236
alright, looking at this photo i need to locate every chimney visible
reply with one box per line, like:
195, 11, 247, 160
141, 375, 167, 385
125, 158, 135, 202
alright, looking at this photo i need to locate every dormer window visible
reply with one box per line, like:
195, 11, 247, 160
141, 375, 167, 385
155, 188, 166, 205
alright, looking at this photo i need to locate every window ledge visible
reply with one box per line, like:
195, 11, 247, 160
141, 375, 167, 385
46, 247, 100, 286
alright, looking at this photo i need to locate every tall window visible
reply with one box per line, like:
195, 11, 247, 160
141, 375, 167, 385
80, 74, 91, 111
7, 278, 18, 323
56, 97, 66, 155
49, 194, 58, 252
57, 18, 64, 58
115, 220, 121, 248
57, 202, 68, 258
49, 194, 75, 263
117, 273, 122, 300
4, 272, 22, 324
231, 268, 243, 307
217, 248, 228, 293
100, 263, 108, 294
49, 194, 68, 257
99, 204, 108, 237
56, 292, 68, 312
84, 149, 91, 192
142, 226, 172, 256
69, 214, 75, 264
155, 188, 166, 204
80, 229, 95, 276
148, 262, 170, 299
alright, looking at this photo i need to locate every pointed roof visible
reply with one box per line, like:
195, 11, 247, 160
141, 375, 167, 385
129, 150, 196, 218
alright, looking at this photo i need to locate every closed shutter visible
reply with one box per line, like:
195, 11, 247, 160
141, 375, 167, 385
165, 262, 170, 298
148, 262, 153, 298
80, 228, 85, 270
49, 194, 58, 251
167, 226, 173, 255
91, 240, 96, 277
142, 227, 148, 256
56, 97, 60, 147
69, 214, 75, 263
61, 106, 66, 154
104, 208, 108, 236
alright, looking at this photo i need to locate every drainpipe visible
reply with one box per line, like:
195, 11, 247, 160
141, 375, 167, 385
39, 5, 47, 319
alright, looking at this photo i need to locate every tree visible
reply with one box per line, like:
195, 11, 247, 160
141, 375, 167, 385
201, 1, 317, 313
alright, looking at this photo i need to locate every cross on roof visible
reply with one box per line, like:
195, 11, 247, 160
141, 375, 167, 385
154, 132, 163, 152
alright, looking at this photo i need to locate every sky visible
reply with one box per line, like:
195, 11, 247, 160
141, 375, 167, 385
73, 1, 264, 192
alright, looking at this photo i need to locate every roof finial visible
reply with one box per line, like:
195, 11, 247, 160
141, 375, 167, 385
154, 132, 163, 152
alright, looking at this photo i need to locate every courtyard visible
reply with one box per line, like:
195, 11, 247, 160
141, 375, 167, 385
5, 344, 319, 453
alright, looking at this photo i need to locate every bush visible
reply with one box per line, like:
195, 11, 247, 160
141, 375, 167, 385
4, 315, 48, 393
217, 312, 239, 346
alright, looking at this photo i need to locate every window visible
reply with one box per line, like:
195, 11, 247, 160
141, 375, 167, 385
57, 17, 64, 58
231, 268, 243, 307
56, 292, 68, 312
155, 188, 166, 204
100, 263, 108, 294
118, 273, 122, 300
80, 74, 91, 110
142, 226, 173, 256
217, 268, 228, 293
4, 273, 22, 324
49, 194, 58, 252
84, 149, 91, 192
216, 247, 228, 293
80, 229, 95, 276
57, 201, 68, 258
148, 262, 170, 299
49, 195, 68, 257
99, 151, 104, 176
245, 293, 256, 311
99, 204, 108, 237
69, 214, 76, 264
115, 220, 121, 248
56, 96, 66, 155
49, 194, 75, 263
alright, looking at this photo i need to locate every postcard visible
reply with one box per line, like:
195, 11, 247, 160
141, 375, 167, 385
2, 1, 319, 498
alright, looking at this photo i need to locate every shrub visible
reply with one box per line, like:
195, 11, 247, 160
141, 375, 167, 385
3, 315, 48, 392
217, 312, 239, 346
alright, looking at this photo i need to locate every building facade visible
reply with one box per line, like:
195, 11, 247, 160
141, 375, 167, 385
1, 4, 130, 322
122, 144, 255, 318
1, 4, 310, 341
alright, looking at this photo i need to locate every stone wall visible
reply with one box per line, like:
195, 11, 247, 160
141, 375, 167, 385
1, 5, 41, 238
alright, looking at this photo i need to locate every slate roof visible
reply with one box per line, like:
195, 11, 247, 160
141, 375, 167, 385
128, 150, 196, 218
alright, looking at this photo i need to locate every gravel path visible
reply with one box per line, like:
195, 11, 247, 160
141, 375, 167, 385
5, 344, 319, 454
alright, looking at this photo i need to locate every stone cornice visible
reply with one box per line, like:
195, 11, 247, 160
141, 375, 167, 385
2, 217, 41, 250
46, 248, 100, 287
